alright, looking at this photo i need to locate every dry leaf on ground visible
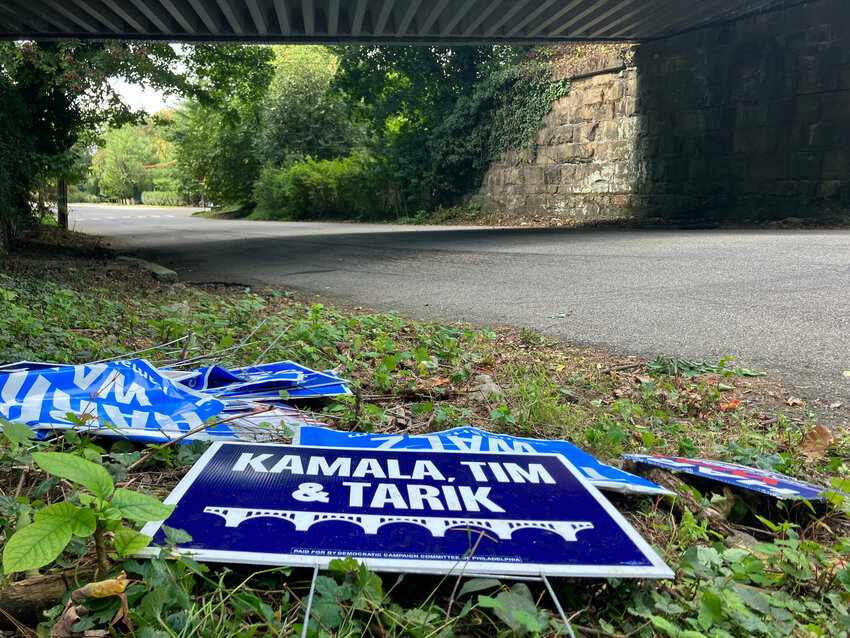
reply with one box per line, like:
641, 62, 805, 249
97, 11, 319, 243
799, 424, 832, 462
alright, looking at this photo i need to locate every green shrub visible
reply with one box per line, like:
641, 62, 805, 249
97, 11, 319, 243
67, 186, 99, 203
141, 191, 184, 206
251, 154, 385, 221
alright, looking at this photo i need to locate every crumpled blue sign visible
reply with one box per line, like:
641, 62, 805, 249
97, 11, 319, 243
623, 454, 838, 500
295, 426, 672, 496
1, 359, 350, 443
179, 361, 351, 400
0, 359, 224, 438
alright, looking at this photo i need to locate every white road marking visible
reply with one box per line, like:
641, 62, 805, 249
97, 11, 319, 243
106, 216, 116, 219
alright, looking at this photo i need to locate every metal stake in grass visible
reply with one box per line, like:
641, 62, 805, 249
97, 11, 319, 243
542, 573, 576, 638
300, 565, 320, 638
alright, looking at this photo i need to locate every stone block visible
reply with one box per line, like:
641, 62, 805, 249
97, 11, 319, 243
602, 120, 620, 140
794, 93, 822, 121
798, 66, 839, 93
732, 128, 772, 153
816, 180, 842, 199
789, 152, 822, 180
839, 65, 850, 90
675, 111, 705, 135
617, 97, 638, 117
820, 89, 850, 121
542, 166, 562, 185
540, 124, 575, 146
749, 153, 790, 182
821, 151, 850, 180
767, 97, 795, 126
577, 122, 600, 142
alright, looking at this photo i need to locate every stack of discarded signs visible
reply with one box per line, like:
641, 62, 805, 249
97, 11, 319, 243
3, 358, 841, 584
0, 358, 347, 442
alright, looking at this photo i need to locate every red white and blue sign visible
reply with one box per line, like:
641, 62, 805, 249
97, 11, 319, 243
295, 426, 672, 497
623, 454, 834, 500
139, 443, 673, 578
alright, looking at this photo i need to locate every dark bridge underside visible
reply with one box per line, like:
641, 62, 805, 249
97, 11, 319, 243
0, 0, 797, 43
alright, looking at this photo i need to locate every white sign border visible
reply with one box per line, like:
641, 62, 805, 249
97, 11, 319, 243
139, 442, 673, 579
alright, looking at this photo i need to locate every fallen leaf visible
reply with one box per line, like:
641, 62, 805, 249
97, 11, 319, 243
799, 424, 832, 462
787, 397, 804, 407
73, 571, 130, 600
432, 377, 449, 387
830, 402, 842, 409
720, 398, 741, 411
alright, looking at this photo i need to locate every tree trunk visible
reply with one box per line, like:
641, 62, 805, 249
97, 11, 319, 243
57, 179, 68, 230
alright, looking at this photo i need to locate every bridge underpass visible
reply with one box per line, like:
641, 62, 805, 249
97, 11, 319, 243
0, 0, 798, 43
2, 0, 847, 409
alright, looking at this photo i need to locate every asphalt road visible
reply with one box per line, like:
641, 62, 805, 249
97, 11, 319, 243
69, 204, 850, 413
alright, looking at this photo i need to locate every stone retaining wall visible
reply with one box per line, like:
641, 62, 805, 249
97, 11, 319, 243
473, 0, 850, 222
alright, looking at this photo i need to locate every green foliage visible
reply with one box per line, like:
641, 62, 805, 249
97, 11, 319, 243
428, 60, 570, 205
0, 41, 185, 249
165, 46, 274, 207
92, 124, 159, 201
141, 191, 184, 206
251, 153, 380, 220
333, 46, 527, 215
2, 451, 173, 573
0, 69, 38, 252
256, 46, 355, 167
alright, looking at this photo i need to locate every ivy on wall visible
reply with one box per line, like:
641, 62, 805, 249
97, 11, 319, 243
427, 59, 570, 206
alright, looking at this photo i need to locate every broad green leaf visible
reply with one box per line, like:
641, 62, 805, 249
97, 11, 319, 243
458, 578, 502, 598
838, 568, 850, 592
476, 595, 506, 610
493, 590, 539, 632
698, 592, 723, 630
511, 609, 541, 633
649, 615, 681, 637
112, 488, 175, 522
2, 419, 36, 446
3, 518, 73, 573
162, 525, 193, 545
113, 528, 153, 556
32, 452, 114, 500
35, 502, 96, 537
735, 585, 771, 615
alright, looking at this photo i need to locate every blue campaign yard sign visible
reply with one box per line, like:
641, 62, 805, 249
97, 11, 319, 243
623, 454, 835, 500
295, 426, 672, 497
139, 443, 673, 578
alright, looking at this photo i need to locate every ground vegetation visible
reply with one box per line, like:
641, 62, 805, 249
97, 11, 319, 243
1, 226, 848, 636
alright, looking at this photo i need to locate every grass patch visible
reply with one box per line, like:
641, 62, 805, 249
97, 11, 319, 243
1, 227, 849, 637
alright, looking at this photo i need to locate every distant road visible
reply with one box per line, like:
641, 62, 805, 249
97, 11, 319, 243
69, 204, 850, 415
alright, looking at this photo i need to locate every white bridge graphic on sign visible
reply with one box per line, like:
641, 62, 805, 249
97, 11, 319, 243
203, 507, 593, 542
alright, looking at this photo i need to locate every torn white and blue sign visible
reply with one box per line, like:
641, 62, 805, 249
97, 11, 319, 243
0, 360, 322, 442
295, 426, 672, 497
179, 361, 351, 400
0, 359, 223, 436
139, 443, 674, 578
623, 454, 836, 500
